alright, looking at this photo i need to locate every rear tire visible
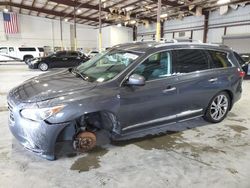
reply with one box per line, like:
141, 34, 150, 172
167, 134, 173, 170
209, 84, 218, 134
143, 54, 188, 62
203, 92, 231, 123
38, 62, 49, 71
23, 55, 33, 63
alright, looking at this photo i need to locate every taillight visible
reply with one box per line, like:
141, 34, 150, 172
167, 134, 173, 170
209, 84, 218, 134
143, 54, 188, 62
238, 68, 245, 78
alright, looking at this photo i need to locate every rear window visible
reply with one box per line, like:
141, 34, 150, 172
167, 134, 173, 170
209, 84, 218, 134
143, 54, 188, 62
208, 51, 232, 68
173, 49, 209, 73
68, 51, 79, 57
18, 47, 36, 52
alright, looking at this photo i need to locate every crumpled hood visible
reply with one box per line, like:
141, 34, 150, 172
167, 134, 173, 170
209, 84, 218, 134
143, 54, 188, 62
9, 69, 96, 103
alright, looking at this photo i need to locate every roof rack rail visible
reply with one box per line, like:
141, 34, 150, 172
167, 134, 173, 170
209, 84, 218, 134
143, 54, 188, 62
159, 38, 203, 43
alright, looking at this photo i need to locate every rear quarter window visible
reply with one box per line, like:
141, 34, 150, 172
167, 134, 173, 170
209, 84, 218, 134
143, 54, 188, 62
208, 50, 233, 68
38, 48, 44, 52
18, 48, 36, 52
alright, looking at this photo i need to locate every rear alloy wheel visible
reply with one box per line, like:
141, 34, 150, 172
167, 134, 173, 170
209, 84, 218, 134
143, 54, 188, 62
204, 92, 230, 123
73, 131, 97, 152
38, 63, 49, 71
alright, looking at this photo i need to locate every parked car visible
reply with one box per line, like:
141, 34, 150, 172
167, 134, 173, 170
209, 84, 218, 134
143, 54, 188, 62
0, 46, 43, 62
238, 54, 250, 76
7, 41, 244, 160
28, 51, 89, 71
86, 50, 99, 58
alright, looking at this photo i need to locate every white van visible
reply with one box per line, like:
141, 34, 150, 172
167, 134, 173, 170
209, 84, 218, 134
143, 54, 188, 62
0, 46, 44, 62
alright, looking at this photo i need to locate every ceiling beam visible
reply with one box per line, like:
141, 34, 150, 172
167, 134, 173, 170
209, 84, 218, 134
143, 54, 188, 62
49, 0, 110, 12
151, 0, 180, 7
0, 2, 113, 24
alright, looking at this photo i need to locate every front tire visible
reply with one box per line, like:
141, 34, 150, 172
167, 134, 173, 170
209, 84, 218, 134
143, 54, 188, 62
38, 62, 49, 71
204, 92, 231, 123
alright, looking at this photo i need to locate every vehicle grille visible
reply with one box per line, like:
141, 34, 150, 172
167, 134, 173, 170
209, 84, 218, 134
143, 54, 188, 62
8, 102, 15, 122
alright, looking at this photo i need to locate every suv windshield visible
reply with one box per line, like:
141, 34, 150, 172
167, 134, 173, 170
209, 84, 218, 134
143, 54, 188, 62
75, 50, 140, 82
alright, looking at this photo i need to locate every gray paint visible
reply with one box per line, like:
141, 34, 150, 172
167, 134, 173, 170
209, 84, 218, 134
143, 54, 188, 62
7, 42, 243, 160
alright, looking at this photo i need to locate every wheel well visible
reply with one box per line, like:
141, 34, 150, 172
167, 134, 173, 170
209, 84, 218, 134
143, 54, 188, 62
222, 89, 234, 111
79, 111, 120, 134
23, 55, 33, 60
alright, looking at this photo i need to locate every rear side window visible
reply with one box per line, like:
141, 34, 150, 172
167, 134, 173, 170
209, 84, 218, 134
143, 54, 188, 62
208, 51, 232, 68
18, 47, 36, 52
173, 49, 209, 73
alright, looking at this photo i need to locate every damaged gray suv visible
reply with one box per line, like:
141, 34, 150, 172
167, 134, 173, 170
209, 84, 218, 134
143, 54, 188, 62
7, 41, 244, 160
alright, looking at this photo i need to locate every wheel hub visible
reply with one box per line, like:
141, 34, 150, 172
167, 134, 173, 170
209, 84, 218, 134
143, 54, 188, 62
73, 132, 96, 152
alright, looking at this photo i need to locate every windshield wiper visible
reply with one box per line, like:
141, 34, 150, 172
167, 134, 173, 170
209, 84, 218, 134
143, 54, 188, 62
71, 68, 88, 81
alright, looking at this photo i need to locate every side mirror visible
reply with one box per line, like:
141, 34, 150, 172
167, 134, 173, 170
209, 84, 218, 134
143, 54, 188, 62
127, 74, 145, 86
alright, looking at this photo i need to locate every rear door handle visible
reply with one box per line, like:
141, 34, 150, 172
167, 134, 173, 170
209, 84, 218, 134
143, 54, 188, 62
208, 78, 218, 83
162, 87, 176, 93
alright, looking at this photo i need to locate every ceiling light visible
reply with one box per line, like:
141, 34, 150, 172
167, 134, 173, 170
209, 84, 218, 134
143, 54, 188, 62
3, 8, 8, 13
64, 18, 68, 22
130, 20, 136, 24
117, 23, 122, 27
77, 9, 82, 14
160, 13, 168, 18
217, 0, 230, 5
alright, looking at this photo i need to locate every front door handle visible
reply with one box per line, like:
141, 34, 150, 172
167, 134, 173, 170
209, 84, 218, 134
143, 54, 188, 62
162, 87, 176, 94
208, 78, 218, 83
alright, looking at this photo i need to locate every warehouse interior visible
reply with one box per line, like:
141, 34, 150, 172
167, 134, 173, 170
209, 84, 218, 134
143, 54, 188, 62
0, 0, 250, 187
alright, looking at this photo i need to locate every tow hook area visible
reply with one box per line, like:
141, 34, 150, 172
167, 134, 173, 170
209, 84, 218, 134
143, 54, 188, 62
73, 132, 97, 152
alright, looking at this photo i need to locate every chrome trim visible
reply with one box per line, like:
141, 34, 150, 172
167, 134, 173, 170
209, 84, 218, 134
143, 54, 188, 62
122, 109, 203, 131
178, 115, 203, 122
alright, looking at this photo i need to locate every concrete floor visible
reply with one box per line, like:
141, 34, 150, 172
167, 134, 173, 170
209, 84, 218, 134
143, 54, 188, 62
1, 62, 250, 188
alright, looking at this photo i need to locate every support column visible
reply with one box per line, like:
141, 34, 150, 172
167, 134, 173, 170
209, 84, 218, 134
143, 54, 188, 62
59, 17, 64, 50
203, 11, 209, 43
98, 0, 102, 52
133, 26, 137, 41
74, 0, 77, 50
160, 20, 164, 39
156, 0, 161, 42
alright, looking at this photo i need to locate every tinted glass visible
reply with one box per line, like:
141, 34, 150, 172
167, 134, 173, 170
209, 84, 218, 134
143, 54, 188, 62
38, 48, 44, 52
173, 49, 209, 73
18, 48, 36, 51
9, 47, 14, 52
68, 51, 79, 57
208, 50, 232, 68
133, 51, 171, 81
0, 47, 7, 53
234, 52, 245, 66
56, 51, 67, 57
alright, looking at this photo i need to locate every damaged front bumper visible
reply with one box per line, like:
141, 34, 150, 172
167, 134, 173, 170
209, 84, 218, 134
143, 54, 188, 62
8, 100, 71, 160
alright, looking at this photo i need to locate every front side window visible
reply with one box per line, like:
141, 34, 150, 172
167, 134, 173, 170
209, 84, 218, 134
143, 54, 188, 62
75, 50, 140, 82
9, 47, 14, 52
208, 50, 232, 68
173, 49, 209, 73
133, 51, 172, 81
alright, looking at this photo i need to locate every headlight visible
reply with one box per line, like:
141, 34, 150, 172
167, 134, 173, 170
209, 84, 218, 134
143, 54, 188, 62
20, 105, 65, 121
31, 59, 39, 64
